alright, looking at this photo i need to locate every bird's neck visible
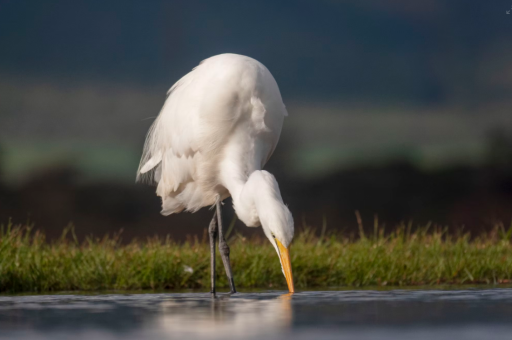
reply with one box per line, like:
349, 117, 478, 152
223, 170, 293, 246
228, 170, 291, 236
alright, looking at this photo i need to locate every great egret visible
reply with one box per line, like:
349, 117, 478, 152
137, 53, 294, 295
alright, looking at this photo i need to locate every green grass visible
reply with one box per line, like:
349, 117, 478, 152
0, 222, 512, 293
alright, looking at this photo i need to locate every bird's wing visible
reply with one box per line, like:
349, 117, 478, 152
136, 57, 246, 191
137, 68, 203, 187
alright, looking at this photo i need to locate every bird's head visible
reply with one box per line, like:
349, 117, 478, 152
260, 204, 295, 293
236, 170, 295, 292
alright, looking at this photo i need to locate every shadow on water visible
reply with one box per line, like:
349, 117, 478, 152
1, 288, 512, 339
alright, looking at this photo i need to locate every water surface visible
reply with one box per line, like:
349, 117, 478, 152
1, 288, 512, 339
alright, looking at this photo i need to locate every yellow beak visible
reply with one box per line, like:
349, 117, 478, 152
276, 240, 295, 293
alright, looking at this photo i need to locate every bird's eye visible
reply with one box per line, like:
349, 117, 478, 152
271, 233, 276, 239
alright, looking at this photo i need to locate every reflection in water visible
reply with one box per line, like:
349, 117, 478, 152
157, 293, 292, 338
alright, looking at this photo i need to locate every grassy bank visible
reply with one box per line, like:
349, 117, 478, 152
0, 223, 512, 293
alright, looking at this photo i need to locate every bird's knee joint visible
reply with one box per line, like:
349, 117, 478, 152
219, 243, 230, 255
209, 222, 217, 234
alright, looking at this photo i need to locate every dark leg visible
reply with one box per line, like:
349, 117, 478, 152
216, 199, 237, 294
208, 210, 218, 298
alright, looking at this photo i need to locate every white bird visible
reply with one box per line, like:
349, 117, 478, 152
137, 53, 294, 294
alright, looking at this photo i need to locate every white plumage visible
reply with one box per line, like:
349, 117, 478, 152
138, 54, 287, 212
137, 53, 294, 292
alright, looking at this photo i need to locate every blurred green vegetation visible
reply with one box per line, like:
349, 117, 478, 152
0, 141, 139, 184
3, 106, 509, 183
1, 222, 512, 293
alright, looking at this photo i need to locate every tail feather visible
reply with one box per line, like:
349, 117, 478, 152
161, 196, 184, 215
136, 114, 163, 184
139, 151, 162, 174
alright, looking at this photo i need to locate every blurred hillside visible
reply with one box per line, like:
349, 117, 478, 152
0, 0, 511, 239
1, 1, 511, 103
1, 0, 512, 181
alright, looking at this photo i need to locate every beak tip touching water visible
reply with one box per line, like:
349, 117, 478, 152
286, 264, 295, 293
276, 240, 295, 293
288, 281, 295, 293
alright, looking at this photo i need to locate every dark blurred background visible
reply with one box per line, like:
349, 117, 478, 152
0, 0, 511, 240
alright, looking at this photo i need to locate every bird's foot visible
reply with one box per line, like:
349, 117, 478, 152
229, 278, 237, 294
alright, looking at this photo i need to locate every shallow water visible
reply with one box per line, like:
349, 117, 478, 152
1, 288, 512, 339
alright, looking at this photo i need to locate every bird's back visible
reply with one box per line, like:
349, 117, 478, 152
138, 54, 287, 215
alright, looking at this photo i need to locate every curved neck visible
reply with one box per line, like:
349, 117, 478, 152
225, 170, 294, 246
